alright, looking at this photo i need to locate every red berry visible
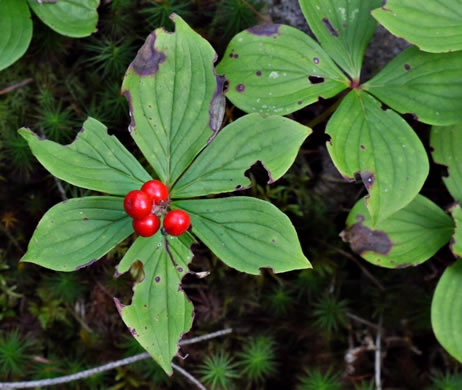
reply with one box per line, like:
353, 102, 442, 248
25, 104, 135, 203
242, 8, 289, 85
141, 180, 169, 205
124, 190, 152, 219
133, 214, 160, 237
163, 210, 191, 236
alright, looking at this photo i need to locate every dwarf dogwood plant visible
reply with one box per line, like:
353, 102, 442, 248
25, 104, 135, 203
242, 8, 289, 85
216, 0, 462, 365
18, 15, 311, 374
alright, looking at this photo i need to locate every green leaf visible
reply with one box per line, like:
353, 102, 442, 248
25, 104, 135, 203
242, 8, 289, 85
372, 0, 462, 53
299, 0, 381, 81
115, 233, 195, 375
19, 117, 152, 196
451, 205, 462, 258
432, 259, 462, 363
215, 24, 348, 116
122, 15, 221, 187
431, 124, 462, 203
28, 0, 99, 38
326, 90, 429, 223
363, 47, 462, 126
21, 197, 132, 271
173, 197, 310, 275
342, 195, 454, 268
0, 0, 33, 71
171, 114, 310, 198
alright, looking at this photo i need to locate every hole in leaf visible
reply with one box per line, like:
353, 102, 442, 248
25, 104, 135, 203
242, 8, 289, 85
308, 75, 325, 84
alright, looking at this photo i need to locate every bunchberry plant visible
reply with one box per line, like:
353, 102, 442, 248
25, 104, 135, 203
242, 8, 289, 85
217, 0, 462, 366
18, 15, 311, 374
0, 0, 100, 71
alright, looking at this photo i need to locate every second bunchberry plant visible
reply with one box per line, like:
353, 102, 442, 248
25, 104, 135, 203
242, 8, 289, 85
18, 15, 311, 374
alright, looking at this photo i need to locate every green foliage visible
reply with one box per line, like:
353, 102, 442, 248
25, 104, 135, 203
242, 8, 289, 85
431, 124, 462, 203
451, 206, 462, 258
0, 330, 33, 377
2, 127, 34, 177
0, 0, 33, 72
212, 0, 261, 41
19, 16, 310, 374
363, 48, 462, 126
27, 0, 100, 38
42, 273, 86, 304
267, 285, 295, 317
198, 351, 239, 390
326, 90, 429, 223
299, 0, 381, 80
354, 380, 375, 390
343, 195, 454, 268
118, 335, 169, 385
216, 24, 349, 116
432, 260, 462, 363
372, 0, 462, 53
0, 256, 22, 321
428, 371, 462, 390
139, 0, 192, 30
297, 368, 342, 390
0, 0, 99, 71
237, 335, 277, 383
312, 294, 349, 337
84, 38, 136, 79
217, 0, 462, 227
34, 101, 78, 143
29, 288, 70, 329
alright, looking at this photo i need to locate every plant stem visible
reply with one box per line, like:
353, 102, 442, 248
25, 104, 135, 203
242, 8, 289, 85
0, 328, 232, 389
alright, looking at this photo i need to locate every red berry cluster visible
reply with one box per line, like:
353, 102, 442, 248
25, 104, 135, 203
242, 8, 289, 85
123, 180, 191, 237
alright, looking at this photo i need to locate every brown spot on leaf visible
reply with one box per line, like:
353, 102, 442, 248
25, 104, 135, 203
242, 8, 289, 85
360, 145, 365, 150
404, 64, 411, 71
131, 32, 166, 76
322, 18, 339, 37
360, 171, 375, 191
83, 217, 89, 221
248, 24, 281, 36
235, 84, 246, 92
207, 68, 226, 144
313, 57, 320, 64
256, 71, 262, 76
341, 216, 392, 256
155, 276, 160, 283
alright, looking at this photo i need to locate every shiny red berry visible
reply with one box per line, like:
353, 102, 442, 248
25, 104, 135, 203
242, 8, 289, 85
124, 190, 152, 219
133, 214, 160, 237
141, 180, 169, 205
163, 210, 191, 236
